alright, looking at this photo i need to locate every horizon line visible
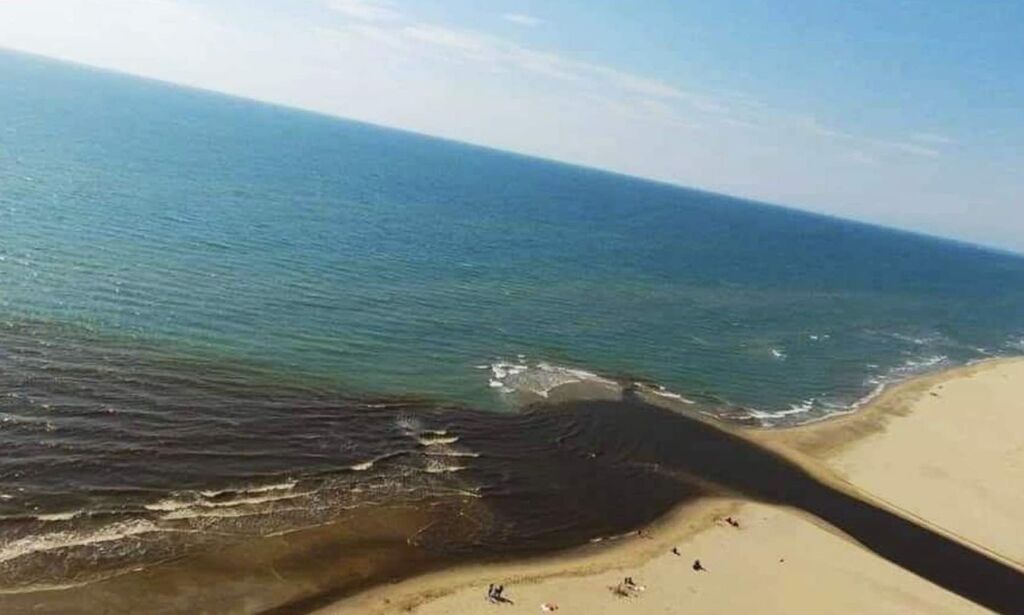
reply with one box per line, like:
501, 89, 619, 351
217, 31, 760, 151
3, 45, 1019, 259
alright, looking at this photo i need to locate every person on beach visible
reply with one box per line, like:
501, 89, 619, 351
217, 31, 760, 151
489, 581, 516, 601
693, 559, 706, 571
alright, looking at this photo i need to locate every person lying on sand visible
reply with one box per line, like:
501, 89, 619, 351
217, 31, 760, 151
487, 584, 513, 605
610, 577, 646, 597
610, 582, 632, 598
625, 577, 646, 591
671, 547, 681, 556
693, 559, 706, 572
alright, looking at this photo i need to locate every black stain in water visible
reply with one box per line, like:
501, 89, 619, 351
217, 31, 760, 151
265, 398, 1024, 614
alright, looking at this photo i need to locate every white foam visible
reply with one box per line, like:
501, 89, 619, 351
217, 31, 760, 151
145, 483, 305, 513
423, 458, 466, 474
416, 435, 460, 446
143, 499, 192, 512
866, 355, 949, 385
645, 386, 696, 405
0, 519, 161, 564
758, 354, 953, 427
485, 357, 618, 398
770, 348, 786, 360
35, 511, 81, 522
196, 492, 310, 508
160, 505, 303, 521
847, 380, 888, 409
395, 415, 424, 434
744, 398, 816, 420
347, 451, 410, 471
197, 480, 297, 498
885, 331, 940, 346
424, 449, 480, 458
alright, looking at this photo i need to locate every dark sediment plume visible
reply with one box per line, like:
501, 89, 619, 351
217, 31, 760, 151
0, 325, 1021, 614
547, 399, 1024, 615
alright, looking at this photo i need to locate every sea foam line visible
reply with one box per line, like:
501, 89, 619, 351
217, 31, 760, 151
485, 357, 619, 398
0, 519, 165, 564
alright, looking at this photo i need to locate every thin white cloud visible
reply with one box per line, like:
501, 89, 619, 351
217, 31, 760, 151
886, 141, 941, 158
911, 132, 955, 145
393, 22, 725, 116
798, 116, 942, 158
502, 13, 542, 27
325, 0, 402, 22
849, 151, 877, 165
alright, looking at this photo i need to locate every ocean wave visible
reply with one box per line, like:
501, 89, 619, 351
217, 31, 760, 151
144, 482, 307, 513
866, 354, 949, 386
423, 458, 466, 474
160, 505, 306, 522
346, 450, 410, 471
416, 434, 460, 447
740, 398, 822, 426
395, 415, 424, 434
34, 511, 82, 522
485, 358, 619, 398
197, 480, 297, 498
0, 519, 163, 564
745, 398, 815, 420
639, 384, 696, 405
736, 353, 954, 427
866, 329, 950, 348
392, 418, 480, 470
424, 449, 480, 458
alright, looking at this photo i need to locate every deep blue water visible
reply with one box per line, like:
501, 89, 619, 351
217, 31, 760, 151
3, 50, 1023, 420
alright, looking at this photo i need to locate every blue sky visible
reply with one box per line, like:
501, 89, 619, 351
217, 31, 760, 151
0, 0, 1021, 250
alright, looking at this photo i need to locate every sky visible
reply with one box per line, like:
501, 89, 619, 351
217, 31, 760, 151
0, 0, 1021, 251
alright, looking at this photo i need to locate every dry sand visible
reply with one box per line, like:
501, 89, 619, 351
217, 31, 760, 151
318, 358, 1024, 615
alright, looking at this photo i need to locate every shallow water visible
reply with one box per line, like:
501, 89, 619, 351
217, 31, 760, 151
2, 49, 1024, 612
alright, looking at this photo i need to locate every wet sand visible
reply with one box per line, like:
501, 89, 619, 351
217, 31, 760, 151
319, 358, 1024, 615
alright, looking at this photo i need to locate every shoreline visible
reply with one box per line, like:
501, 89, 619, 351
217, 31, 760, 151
317, 357, 1024, 615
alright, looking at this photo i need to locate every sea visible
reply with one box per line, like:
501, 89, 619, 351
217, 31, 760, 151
1, 49, 1023, 613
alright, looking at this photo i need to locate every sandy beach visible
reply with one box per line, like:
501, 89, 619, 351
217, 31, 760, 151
318, 358, 1024, 615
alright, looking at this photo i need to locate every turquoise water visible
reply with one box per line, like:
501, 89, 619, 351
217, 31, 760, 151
2, 48, 1024, 418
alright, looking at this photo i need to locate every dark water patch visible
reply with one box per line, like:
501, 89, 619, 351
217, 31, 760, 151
0, 322, 1021, 613
552, 398, 1024, 614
